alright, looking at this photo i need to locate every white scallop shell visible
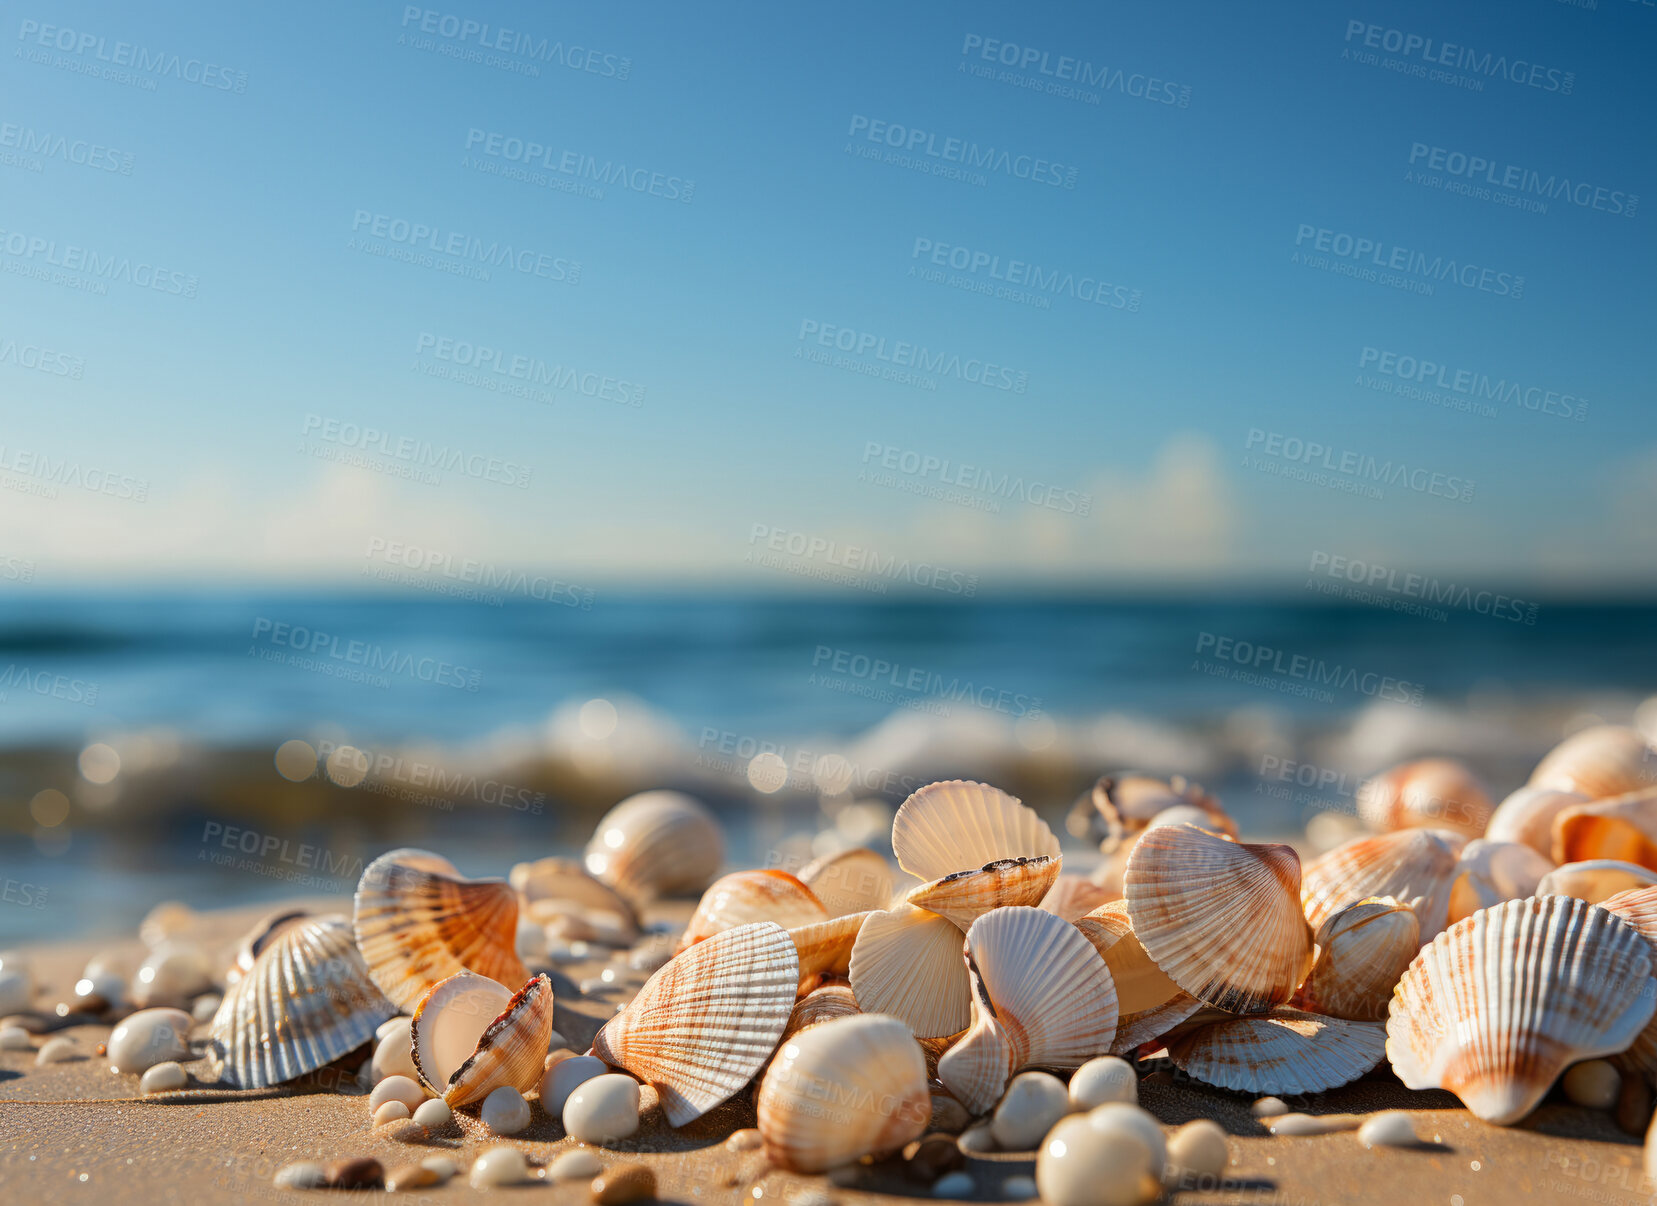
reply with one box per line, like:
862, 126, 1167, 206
848, 904, 971, 1039
1301, 828, 1464, 941
584, 790, 724, 903
1167, 1009, 1387, 1095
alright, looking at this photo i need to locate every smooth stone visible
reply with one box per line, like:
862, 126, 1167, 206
726, 1128, 764, 1153
542, 1054, 608, 1115
374, 1100, 413, 1125
412, 1098, 452, 1129
376, 1016, 406, 1043
384, 1164, 441, 1192
108, 1008, 191, 1074
932, 1171, 974, 1198
324, 1157, 384, 1189
481, 1085, 532, 1135
1037, 1114, 1155, 1206
419, 1155, 459, 1182
550, 1150, 604, 1181
1357, 1111, 1418, 1149
1002, 1175, 1037, 1199
1250, 1096, 1288, 1118
591, 1163, 655, 1205
1166, 1119, 1228, 1179
929, 1093, 971, 1134
565, 1073, 641, 1144
1564, 1060, 1622, 1110
1086, 1104, 1166, 1177
0, 969, 33, 1016
370, 1075, 426, 1113
139, 1060, 187, 1092
132, 944, 213, 1008
0, 1026, 34, 1051
273, 1161, 327, 1189
904, 1134, 962, 1183
191, 994, 222, 1024
470, 1145, 530, 1188
993, 1071, 1070, 1151
546, 1048, 577, 1072
957, 1124, 997, 1154
37, 1036, 78, 1065
372, 1024, 420, 1084
1069, 1056, 1138, 1109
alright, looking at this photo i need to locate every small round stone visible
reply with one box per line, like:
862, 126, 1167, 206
1002, 1175, 1037, 1199
273, 1161, 326, 1189
1563, 1060, 1622, 1110
384, 1163, 441, 1192
107, 1007, 191, 1074
374, 1100, 412, 1126
36, 1036, 77, 1065
1357, 1111, 1417, 1149
324, 1157, 384, 1189
1086, 1103, 1166, 1177
957, 1124, 996, 1154
546, 1048, 577, 1072
932, 1171, 974, 1198
564, 1073, 641, 1144
370, 1075, 426, 1114
132, 944, 213, 1008
929, 1092, 971, 1134
376, 1016, 406, 1043
412, 1098, 452, 1129
1068, 1056, 1137, 1109
993, 1071, 1070, 1151
542, 1054, 607, 1115
372, 1020, 420, 1084
551, 1149, 605, 1180
139, 1060, 187, 1092
0, 1026, 32, 1052
1166, 1119, 1228, 1178
481, 1085, 532, 1135
725, 1127, 764, 1153
419, 1155, 459, 1182
591, 1163, 655, 1205
470, 1145, 530, 1188
1250, 1096, 1288, 1118
1038, 1114, 1154, 1206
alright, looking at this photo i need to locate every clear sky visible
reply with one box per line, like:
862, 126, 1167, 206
1, 0, 1653, 594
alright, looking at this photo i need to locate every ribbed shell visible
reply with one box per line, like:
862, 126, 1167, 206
1167, 1009, 1387, 1095
1039, 875, 1115, 923
1485, 786, 1586, 858
799, 848, 894, 917
789, 912, 870, 991
891, 780, 1060, 882
208, 914, 395, 1088
782, 982, 860, 1042
1125, 824, 1312, 1014
1291, 898, 1419, 1022
509, 857, 639, 929
848, 904, 971, 1039
1446, 839, 1553, 926
905, 855, 1060, 930
593, 921, 798, 1126
1301, 828, 1463, 940
436, 973, 553, 1106
1554, 788, 1657, 869
1066, 774, 1224, 853
1598, 885, 1657, 1083
937, 906, 1118, 1114
1074, 900, 1200, 1052
1386, 895, 1655, 1124
1537, 859, 1657, 903
758, 1013, 931, 1172
1530, 724, 1657, 801
353, 849, 526, 1011
584, 790, 724, 903
1356, 758, 1493, 839
677, 870, 828, 953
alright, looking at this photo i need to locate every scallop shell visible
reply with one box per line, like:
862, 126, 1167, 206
509, 857, 639, 936
1553, 788, 1657, 869
677, 870, 828, 953
1597, 885, 1657, 1084
1040, 875, 1116, 923
353, 849, 526, 1010
1124, 824, 1312, 1015
758, 1013, 931, 1172
584, 790, 724, 903
1074, 901, 1200, 1053
1167, 1009, 1387, 1095
892, 780, 1061, 881
798, 848, 894, 917
1066, 774, 1226, 853
937, 906, 1118, 1114
1531, 724, 1657, 801
208, 914, 395, 1088
904, 855, 1061, 930
411, 971, 555, 1106
1301, 828, 1464, 941
789, 912, 869, 991
1386, 894, 1655, 1124
1087, 837, 1137, 898
782, 981, 860, 1042
848, 904, 971, 1039
1356, 758, 1493, 839
1538, 859, 1657, 903
1446, 839, 1554, 926
1485, 786, 1587, 858
593, 921, 799, 1126
1290, 898, 1419, 1022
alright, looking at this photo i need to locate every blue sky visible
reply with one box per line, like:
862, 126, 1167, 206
1, 0, 1653, 592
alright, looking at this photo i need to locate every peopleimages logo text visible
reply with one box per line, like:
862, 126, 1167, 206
1244, 429, 1475, 503
797, 321, 1028, 393
1358, 347, 1587, 421
1407, 144, 1636, 218
399, 7, 631, 78
1293, 224, 1522, 299
846, 116, 1077, 189
1342, 20, 1575, 93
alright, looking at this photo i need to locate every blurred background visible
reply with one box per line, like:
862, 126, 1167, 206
1, 1, 1653, 942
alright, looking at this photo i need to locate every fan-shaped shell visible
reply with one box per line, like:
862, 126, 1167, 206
584, 790, 724, 903
225, 908, 312, 987
782, 981, 860, 1041
1300, 828, 1464, 941
1553, 788, 1657, 869
1446, 839, 1553, 926
1597, 885, 1657, 1084
904, 856, 1061, 930
1291, 898, 1419, 1022
1040, 875, 1115, 923
1124, 824, 1312, 1015
758, 1013, 931, 1172
509, 857, 639, 933
677, 870, 828, 953
1531, 724, 1657, 801
1357, 758, 1492, 839
1167, 1009, 1387, 1095
848, 905, 971, 1039
1066, 774, 1225, 853
208, 914, 395, 1088
789, 912, 869, 992
593, 921, 798, 1126
798, 848, 894, 917
411, 971, 555, 1106
937, 906, 1118, 1113
1074, 901, 1199, 1053
1485, 786, 1586, 858
1386, 894, 1655, 1124
1538, 859, 1657, 903
892, 780, 1060, 882
353, 849, 526, 1011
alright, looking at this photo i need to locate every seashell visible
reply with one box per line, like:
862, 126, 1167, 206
1446, 839, 1554, 925
676, 870, 828, 953
209, 914, 396, 1089
1167, 1008, 1387, 1095
782, 981, 859, 1041
410, 971, 555, 1107
1066, 774, 1226, 854
1143, 803, 1238, 840
1074, 901, 1200, 1053
938, 906, 1118, 1114
892, 780, 1061, 928
848, 904, 972, 1039
1485, 786, 1587, 858
757, 1013, 931, 1172
1124, 824, 1312, 1015
353, 848, 527, 1011
225, 908, 311, 986
1290, 897, 1419, 1022
1356, 758, 1493, 839
592, 921, 799, 1126
798, 847, 894, 917
1538, 859, 1657, 903
1595, 885, 1657, 1085
1531, 724, 1657, 801
788, 912, 870, 991
1300, 827, 1464, 941
1554, 788, 1657, 869
584, 789, 724, 903
1386, 894, 1655, 1124
509, 858, 639, 938
904, 856, 1062, 931
1039, 875, 1115, 923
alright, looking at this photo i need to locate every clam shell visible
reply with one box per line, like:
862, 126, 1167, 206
1386, 895, 1655, 1124
788, 912, 870, 991
1290, 898, 1419, 1022
1554, 788, 1657, 869
892, 780, 1060, 883
1485, 786, 1587, 858
1167, 1009, 1387, 1095
509, 858, 639, 936
1301, 828, 1464, 941
782, 981, 860, 1042
1446, 839, 1553, 926
904, 855, 1061, 930
1125, 824, 1312, 1014
758, 1013, 931, 1172
677, 870, 828, 953
226, 908, 312, 987
353, 849, 527, 1011
1597, 885, 1657, 1084
208, 914, 395, 1088
848, 904, 971, 1039
1356, 758, 1492, 839
1531, 724, 1657, 801
1066, 774, 1225, 853
1538, 859, 1657, 903
1074, 901, 1200, 1053
937, 906, 1118, 1114
412, 972, 555, 1106
584, 790, 724, 903
798, 848, 893, 917
1040, 875, 1115, 923
593, 921, 798, 1126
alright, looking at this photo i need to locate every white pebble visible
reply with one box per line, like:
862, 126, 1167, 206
1069, 1056, 1137, 1109
412, 1098, 452, 1129
470, 1144, 529, 1188
370, 1074, 426, 1114
35, 1036, 75, 1065
992, 1071, 1070, 1151
1038, 1114, 1155, 1206
274, 1161, 327, 1189
376, 1016, 406, 1043
1251, 1096, 1288, 1118
932, 1171, 974, 1198
957, 1124, 997, 1154
1166, 1119, 1228, 1179
374, 1100, 412, 1125
139, 1060, 187, 1092
548, 1149, 604, 1181
108, 1007, 192, 1074
1358, 1111, 1418, 1149
481, 1085, 532, 1135
564, 1073, 640, 1143
372, 1017, 419, 1083
541, 1053, 607, 1115
0, 968, 34, 1016
725, 1128, 764, 1152
1086, 1103, 1166, 1177
1564, 1060, 1621, 1110
1002, 1175, 1037, 1199
420, 1155, 458, 1182
132, 943, 212, 1008
0, 1026, 33, 1051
